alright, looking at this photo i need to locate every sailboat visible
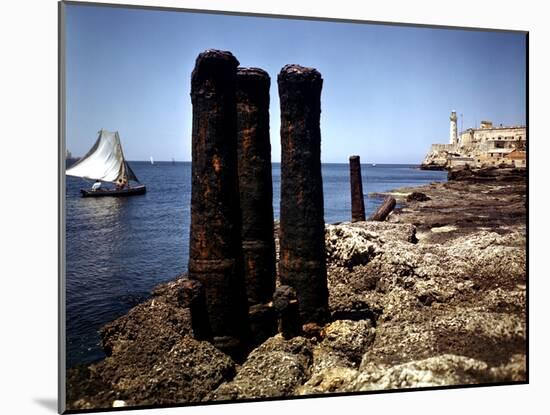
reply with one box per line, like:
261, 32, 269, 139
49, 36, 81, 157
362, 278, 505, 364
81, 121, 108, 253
66, 129, 146, 197
150, 156, 154, 165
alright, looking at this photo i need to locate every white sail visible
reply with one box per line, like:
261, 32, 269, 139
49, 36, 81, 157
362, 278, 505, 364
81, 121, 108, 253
150, 156, 154, 165
66, 130, 138, 184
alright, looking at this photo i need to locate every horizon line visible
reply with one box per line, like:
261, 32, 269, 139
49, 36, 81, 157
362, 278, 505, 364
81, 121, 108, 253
120, 160, 422, 165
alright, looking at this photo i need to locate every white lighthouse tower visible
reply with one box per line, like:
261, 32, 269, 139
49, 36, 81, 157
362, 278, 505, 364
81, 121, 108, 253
449, 110, 458, 145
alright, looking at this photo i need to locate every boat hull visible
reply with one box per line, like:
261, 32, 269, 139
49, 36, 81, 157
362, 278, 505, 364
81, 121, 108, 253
80, 185, 146, 197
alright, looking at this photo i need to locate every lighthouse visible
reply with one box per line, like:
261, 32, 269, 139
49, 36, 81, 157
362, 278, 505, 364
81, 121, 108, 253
449, 110, 458, 144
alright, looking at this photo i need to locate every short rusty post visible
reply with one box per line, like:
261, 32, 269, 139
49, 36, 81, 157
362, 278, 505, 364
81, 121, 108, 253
278, 64, 329, 326
349, 155, 366, 222
177, 279, 211, 341
248, 304, 277, 346
368, 195, 397, 222
236, 67, 276, 306
273, 285, 301, 339
188, 50, 249, 357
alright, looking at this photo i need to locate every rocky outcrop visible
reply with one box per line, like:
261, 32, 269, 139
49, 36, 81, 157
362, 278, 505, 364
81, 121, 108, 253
298, 353, 525, 395
296, 320, 375, 394
419, 143, 485, 171
300, 214, 525, 395
448, 166, 526, 182
420, 149, 449, 170
67, 277, 236, 410
406, 192, 430, 202
96, 336, 235, 406
67, 180, 526, 409
420, 162, 447, 170
320, 320, 376, 365
377, 179, 526, 245
325, 225, 381, 269
209, 335, 314, 400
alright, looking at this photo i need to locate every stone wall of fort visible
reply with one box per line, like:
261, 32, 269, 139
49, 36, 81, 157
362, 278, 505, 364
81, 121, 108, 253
422, 124, 526, 170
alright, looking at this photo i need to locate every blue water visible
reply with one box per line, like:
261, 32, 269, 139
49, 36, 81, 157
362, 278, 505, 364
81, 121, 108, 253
65, 162, 446, 367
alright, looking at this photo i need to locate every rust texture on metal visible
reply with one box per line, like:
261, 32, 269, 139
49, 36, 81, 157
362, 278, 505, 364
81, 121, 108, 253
248, 303, 277, 347
277, 64, 329, 326
349, 155, 366, 222
368, 195, 397, 221
273, 285, 301, 339
177, 279, 212, 341
236, 67, 277, 306
188, 50, 249, 355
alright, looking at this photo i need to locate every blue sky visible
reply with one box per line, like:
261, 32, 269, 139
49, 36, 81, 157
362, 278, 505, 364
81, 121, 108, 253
65, 4, 526, 163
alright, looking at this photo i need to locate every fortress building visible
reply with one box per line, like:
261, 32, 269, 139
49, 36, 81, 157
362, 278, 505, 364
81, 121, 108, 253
459, 120, 525, 148
421, 111, 526, 170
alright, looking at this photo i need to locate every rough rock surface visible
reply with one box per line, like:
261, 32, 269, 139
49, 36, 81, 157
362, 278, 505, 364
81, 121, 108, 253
97, 336, 235, 407
448, 166, 526, 182
208, 335, 314, 400
380, 179, 526, 244
299, 353, 526, 395
99, 295, 192, 358
296, 320, 375, 394
310, 179, 526, 396
67, 179, 526, 407
407, 191, 430, 202
67, 276, 235, 410
320, 320, 376, 365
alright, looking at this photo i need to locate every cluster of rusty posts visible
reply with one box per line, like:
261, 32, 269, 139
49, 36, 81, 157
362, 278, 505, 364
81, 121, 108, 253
186, 50, 328, 359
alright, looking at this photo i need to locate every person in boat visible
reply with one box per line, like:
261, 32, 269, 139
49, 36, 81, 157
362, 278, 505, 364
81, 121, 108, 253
66, 130, 146, 197
91, 180, 102, 192
116, 179, 129, 191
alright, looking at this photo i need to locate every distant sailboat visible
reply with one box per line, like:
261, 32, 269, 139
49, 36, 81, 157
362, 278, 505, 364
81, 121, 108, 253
66, 129, 146, 197
150, 156, 154, 165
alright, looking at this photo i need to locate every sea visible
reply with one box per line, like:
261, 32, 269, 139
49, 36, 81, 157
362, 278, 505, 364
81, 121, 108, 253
65, 162, 446, 368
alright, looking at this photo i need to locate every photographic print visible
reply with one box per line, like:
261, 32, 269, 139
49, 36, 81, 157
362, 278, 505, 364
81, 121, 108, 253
60, 1, 527, 412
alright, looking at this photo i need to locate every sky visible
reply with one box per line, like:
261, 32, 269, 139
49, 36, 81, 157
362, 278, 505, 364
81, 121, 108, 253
64, 4, 527, 163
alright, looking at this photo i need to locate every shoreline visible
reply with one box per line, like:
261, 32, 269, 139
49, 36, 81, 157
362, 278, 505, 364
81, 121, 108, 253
66, 174, 526, 410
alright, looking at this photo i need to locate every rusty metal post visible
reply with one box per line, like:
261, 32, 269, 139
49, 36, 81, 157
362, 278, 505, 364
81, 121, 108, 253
188, 50, 249, 356
273, 285, 301, 339
349, 155, 366, 222
177, 279, 211, 341
236, 67, 278, 346
278, 64, 329, 326
236, 67, 276, 306
368, 195, 397, 222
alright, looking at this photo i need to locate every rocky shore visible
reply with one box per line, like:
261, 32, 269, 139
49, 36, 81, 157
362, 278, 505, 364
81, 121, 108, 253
67, 176, 527, 410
